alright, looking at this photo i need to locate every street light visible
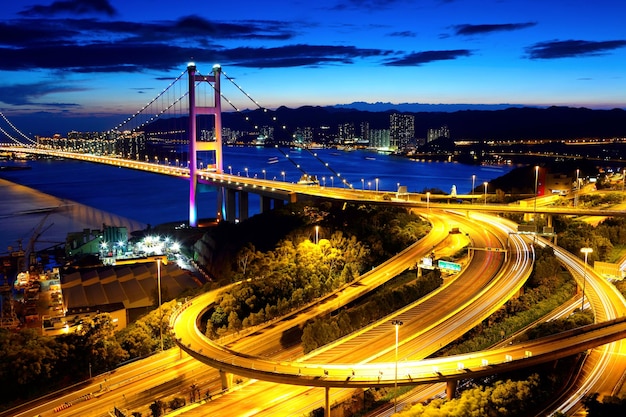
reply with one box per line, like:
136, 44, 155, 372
262, 169, 266, 180
315, 225, 319, 244
391, 320, 403, 412
580, 247, 593, 312
281, 171, 286, 182
156, 257, 167, 352
426, 191, 430, 210
533, 165, 539, 218
574, 169, 579, 207
228, 165, 232, 175
471, 174, 476, 204
361, 178, 364, 190
484, 182, 488, 205
375, 178, 379, 192
244, 167, 249, 177
331, 176, 334, 187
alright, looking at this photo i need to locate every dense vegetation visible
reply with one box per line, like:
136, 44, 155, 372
301, 269, 442, 353
199, 203, 429, 339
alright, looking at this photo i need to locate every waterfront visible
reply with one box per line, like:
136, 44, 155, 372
0, 147, 514, 254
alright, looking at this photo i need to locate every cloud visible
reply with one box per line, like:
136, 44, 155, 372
0, 82, 83, 106
388, 31, 417, 38
526, 39, 626, 59
331, 0, 406, 11
453, 22, 536, 36
19, 0, 117, 17
225, 44, 391, 68
384, 49, 472, 66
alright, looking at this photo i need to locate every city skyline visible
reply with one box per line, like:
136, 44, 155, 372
1, 0, 626, 135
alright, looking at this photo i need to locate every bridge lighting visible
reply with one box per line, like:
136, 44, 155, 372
580, 247, 593, 312
391, 320, 403, 412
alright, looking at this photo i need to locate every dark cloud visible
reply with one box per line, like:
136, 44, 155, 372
526, 39, 626, 59
331, 0, 406, 11
0, 82, 83, 106
224, 44, 391, 68
389, 31, 417, 38
384, 49, 472, 66
19, 0, 117, 17
453, 22, 536, 36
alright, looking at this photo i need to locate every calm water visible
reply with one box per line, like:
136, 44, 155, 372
0, 147, 514, 253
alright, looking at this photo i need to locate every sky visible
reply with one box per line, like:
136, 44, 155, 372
1, 0, 626, 135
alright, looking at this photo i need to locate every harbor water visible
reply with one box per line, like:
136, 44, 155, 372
0, 147, 514, 254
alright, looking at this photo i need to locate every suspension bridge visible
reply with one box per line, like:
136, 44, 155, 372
2, 64, 626, 231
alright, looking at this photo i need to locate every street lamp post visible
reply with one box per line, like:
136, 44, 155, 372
375, 178, 379, 192
157, 258, 164, 351
574, 169, 579, 207
315, 225, 319, 244
580, 247, 593, 312
228, 165, 232, 175
471, 174, 476, 204
244, 167, 249, 177
361, 178, 364, 190
262, 169, 266, 180
484, 182, 488, 205
391, 320, 403, 412
534, 165, 539, 218
281, 171, 286, 182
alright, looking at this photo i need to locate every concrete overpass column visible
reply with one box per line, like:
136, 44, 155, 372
274, 198, 285, 208
325, 387, 330, 417
219, 370, 233, 391
446, 380, 458, 400
226, 189, 237, 222
547, 214, 553, 228
239, 191, 249, 221
260, 196, 272, 213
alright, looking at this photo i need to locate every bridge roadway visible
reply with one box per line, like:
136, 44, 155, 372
3, 146, 626, 218
165, 210, 541, 415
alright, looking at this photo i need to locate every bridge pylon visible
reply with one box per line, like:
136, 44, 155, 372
187, 63, 224, 227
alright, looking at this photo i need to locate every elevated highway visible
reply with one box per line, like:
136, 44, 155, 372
3, 147, 626, 219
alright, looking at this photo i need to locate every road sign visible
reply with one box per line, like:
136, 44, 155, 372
438, 260, 461, 272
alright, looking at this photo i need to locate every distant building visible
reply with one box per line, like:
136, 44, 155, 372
369, 129, 391, 149
390, 113, 414, 150
427, 125, 450, 143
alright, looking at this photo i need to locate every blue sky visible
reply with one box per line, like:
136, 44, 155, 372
1, 0, 626, 134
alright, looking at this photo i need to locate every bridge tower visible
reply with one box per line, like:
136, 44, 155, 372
187, 63, 224, 227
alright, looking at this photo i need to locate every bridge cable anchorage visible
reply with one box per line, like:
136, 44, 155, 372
0, 111, 37, 145
217, 69, 354, 187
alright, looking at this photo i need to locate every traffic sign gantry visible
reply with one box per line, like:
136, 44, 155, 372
438, 260, 461, 272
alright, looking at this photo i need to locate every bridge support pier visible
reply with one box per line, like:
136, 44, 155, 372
219, 370, 233, 391
446, 380, 458, 400
325, 386, 330, 417
239, 191, 249, 221
226, 189, 237, 221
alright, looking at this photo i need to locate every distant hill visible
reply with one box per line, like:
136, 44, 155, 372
332, 101, 529, 112
147, 105, 626, 141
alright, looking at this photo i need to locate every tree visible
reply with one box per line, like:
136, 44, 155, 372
149, 399, 164, 417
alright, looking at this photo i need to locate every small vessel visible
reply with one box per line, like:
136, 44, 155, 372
297, 174, 319, 185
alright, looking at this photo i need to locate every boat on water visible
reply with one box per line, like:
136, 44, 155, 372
297, 174, 320, 185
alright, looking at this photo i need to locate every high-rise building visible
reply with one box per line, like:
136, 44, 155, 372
369, 129, 391, 149
427, 125, 450, 143
390, 113, 415, 150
